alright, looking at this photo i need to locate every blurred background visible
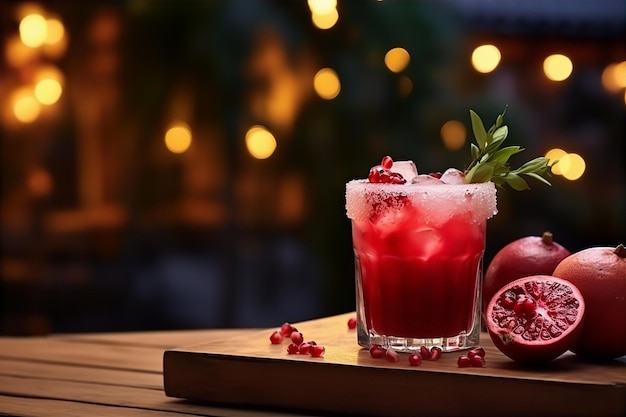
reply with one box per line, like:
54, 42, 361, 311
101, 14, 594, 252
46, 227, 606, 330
1, 0, 624, 335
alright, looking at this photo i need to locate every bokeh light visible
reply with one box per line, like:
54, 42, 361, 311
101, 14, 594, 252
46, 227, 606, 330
543, 54, 573, 81
601, 61, 626, 92
307, 0, 337, 15
34, 79, 62, 105
545, 148, 585, 180
14, 95, 41, 123
311, 8, 338, 29
560, 153, 586, 180
45, 18, 65, 45
397, 76, 413, 97
471, 44, 501, 73
19, 14, 48, 48
164, 124, 192, 154
385, 47, 410, 73
440, 120, 467, 151
313, 68, 340, 100
245, 125, 277, 159
545, 148, 569, 175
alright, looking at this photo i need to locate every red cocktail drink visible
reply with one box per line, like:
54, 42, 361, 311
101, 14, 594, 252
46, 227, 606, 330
346, 165, 497, 352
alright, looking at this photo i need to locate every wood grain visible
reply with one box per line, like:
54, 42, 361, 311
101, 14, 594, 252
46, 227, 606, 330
164, 313, 626, 417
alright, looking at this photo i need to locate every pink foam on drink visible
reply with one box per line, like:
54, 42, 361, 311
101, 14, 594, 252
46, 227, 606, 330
345, 178, 497, 226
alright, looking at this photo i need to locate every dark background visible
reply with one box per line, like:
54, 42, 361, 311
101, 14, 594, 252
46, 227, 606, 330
1, 0, 624, 334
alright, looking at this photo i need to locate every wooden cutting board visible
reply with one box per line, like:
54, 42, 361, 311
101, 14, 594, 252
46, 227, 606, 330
163, 313, 626, 417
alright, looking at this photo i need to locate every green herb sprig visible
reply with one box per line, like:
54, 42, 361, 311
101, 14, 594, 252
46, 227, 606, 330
464, 108, 555, 190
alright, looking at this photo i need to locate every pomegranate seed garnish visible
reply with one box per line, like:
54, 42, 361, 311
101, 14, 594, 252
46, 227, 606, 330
290, 331, 304, 346
428, 171, 442, 179
457, 355, 472, 368
310, 345, 325, 357
408, 353, 422, 366
419, 346, 432, 360
280, 322, 296, 337
270, 330, 284, 344
381, 156, 393, 170
468, 347, 486, 359
470, 355, 486, 367
429, 347, 442, 361
287, 343, 300, 354
369, 344, 386, 358
385, 349, 400, 362
298, 342, 313, 355
347, 317, 357, 329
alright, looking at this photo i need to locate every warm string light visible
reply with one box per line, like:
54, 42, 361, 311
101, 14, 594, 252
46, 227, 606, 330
165, 124, 192, 154
245, 125, 277, 159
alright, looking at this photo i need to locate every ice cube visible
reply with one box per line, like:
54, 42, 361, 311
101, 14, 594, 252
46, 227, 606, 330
390, 160, 417, 183
440, 168, 466, 185
412, 174, 444, 185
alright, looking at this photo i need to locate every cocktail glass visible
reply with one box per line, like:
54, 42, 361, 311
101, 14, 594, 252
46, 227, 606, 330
346, 170, 497, 352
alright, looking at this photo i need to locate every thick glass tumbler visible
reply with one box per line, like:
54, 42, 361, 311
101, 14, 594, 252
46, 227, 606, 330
346, 179, 497, 352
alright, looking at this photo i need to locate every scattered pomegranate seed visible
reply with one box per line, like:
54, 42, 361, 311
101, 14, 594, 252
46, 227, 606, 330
269, 330, 284, 344
287, 343, 300, 354
347, 317, 357, 329
310, 345, 325, 358
467, 347, 486, 359
419, 346, 432, 360
470, 355, 486, 367
385, 349, 400, 362
429, 346, 442, 361
369, 344, 386, 359
298, 342, 312, 355
290, 331, 304, 346
381, 156, 393, 170
457, 355, 472, 368
280, 322, 297, 337
408, 353, 423, 366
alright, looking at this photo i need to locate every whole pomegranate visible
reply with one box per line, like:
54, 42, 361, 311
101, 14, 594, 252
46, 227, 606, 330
483, 232, 571, 314
485, 275, 585, 364
552, 244, 626, 360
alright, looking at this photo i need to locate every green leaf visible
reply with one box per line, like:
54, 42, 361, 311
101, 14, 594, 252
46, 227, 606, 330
470, 143, 479, 160
492, 125, 508, 142
490, 146, 523, 165
463, 108, 554, 191
467, 162, 495, 184
470, 110, 488, 150
503, 173, 530, 191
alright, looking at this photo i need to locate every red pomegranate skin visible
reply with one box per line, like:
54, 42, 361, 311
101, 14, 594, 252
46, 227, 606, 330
552, 246, 626, 360
483, 233, 571, 314
486, 275, 585, 364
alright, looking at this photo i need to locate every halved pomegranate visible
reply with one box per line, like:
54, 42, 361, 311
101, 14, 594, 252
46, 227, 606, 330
485, 275, 585, 364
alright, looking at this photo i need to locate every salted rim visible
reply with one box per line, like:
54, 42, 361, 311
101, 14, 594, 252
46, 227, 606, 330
345, 179, 498, 222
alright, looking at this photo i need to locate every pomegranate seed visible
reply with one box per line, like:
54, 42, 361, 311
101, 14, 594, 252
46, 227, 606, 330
408, 353, 422, 366
347, 317, 357, 329
280, 322, 296, 337
419, 346, 432, 360
368, 167, 380, 183
385, 349, 400, 362
298, 342, 312, 355
287, 343, 300, 354
381, 156, 393, 170
428, 171, 442, 179
500, 292, 516, 310
457, 355, 472, 368
514, 297, 537, 317
429, 347, 442, 361
468, 347, 486, 359
290, 331, 304, 346
269, 330, 284, 344
310, 345, 325, 358
369, 344, 386, 358
470, 355, 486, 367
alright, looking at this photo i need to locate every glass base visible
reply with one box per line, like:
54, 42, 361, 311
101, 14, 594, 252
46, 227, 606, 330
358, 330, 480, 353
357, 317, 482, 353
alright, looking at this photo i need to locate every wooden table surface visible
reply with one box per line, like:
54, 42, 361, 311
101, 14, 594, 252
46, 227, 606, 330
1, 313, 625, 417
0, 327, 303, 417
